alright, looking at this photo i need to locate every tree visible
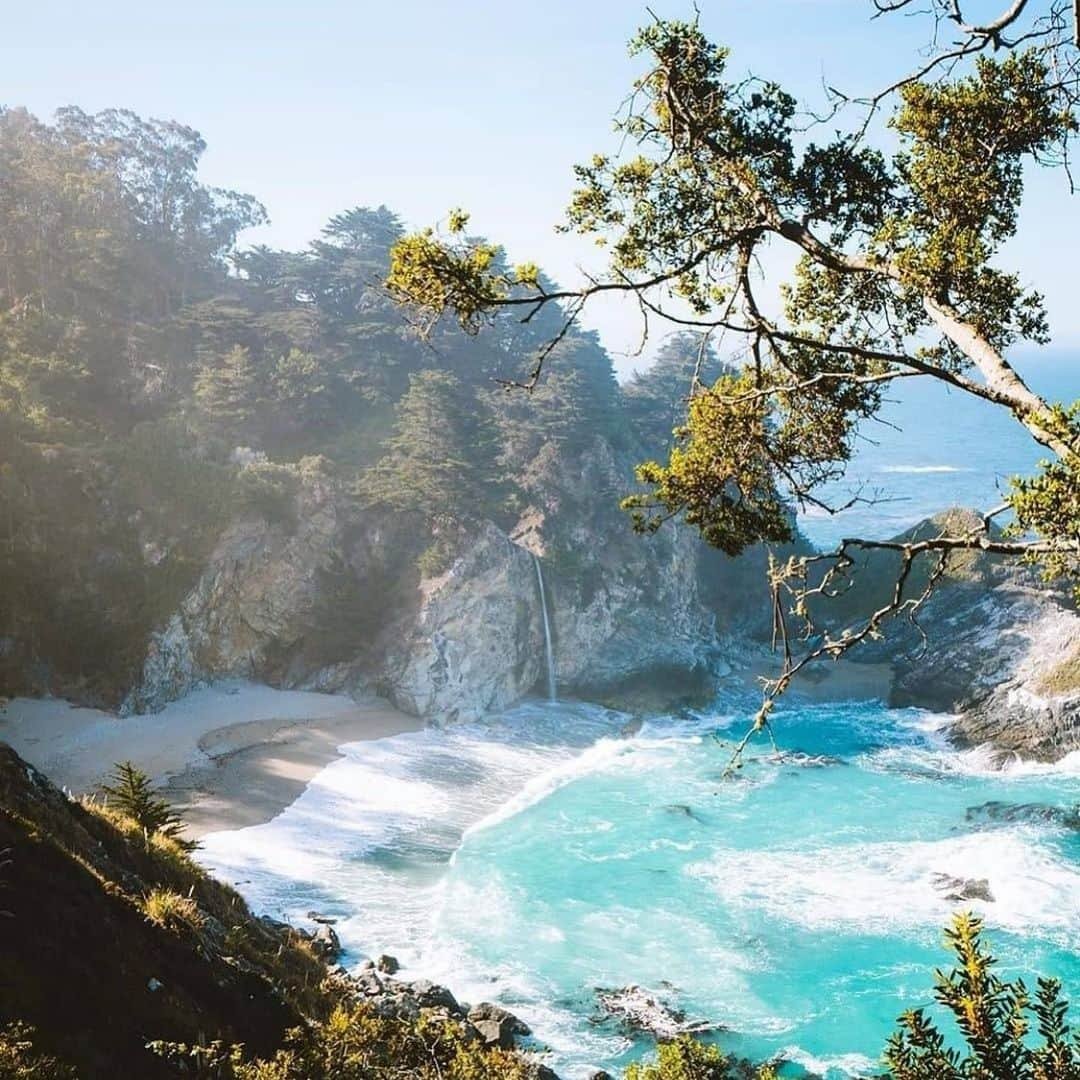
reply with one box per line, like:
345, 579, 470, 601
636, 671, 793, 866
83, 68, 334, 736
101, 761, 189, 846
365, 370, 508, 521
884, 913, 1080, 1079
194, 344, 263, 438
385, 2, 1080, 760
622, 333, 732, 455
625, 1036, 778, 1080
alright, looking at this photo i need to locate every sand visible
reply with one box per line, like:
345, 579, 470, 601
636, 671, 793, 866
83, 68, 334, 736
0, 682, 421, 839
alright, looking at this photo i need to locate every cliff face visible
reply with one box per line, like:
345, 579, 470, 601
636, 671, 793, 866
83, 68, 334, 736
123, 438, 771, 723
829, 510, 1080, 762
891, 576, 1080, 762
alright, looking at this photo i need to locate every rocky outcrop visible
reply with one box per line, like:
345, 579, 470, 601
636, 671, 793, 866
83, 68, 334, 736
122, 462, 349, 713
512, 437, 770, 702
123, 438, 772, 723
378, 521, 546, 722
834, 509, 1080, 762
594, 984, 713, 1041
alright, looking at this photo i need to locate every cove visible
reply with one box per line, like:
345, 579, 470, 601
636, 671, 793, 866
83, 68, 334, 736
197, 690, 1080, 1079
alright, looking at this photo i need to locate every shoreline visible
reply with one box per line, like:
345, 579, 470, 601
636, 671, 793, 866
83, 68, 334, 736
0, 660, 896, 841
0, 681, 423, 839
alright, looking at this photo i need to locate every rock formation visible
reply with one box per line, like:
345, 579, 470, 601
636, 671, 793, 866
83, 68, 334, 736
122, 438, 773, 723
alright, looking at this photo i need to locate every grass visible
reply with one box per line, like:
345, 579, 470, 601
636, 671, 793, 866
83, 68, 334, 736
142, 887, 206, 933
1037, 643, 1080, 696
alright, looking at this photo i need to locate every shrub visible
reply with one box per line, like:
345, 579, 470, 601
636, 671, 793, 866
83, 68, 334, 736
100, 761, 191, 848
625, 1037, 779, 1080
142, 887, 206, 934
152, 1003, 538, 1080
0, 1023, 76, 1079
884, 912, 1080, 1079
234, 461, 299, 528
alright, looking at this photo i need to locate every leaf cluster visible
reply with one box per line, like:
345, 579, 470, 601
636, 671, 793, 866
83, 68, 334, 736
885, 913, 1080, 1079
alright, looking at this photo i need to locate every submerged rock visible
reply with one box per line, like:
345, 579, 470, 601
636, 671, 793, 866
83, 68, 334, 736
932, 873, 996, 903
965, 800, 1080, 831
771, 750, 846, 768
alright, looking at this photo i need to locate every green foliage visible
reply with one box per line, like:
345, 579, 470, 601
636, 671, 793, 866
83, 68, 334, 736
101, 761, 190, 847
0, 1024, 76, 1079
386, 228, 509, 334
365, 370, 509, 522
384, 14, 1080, 591
0, 102, 638, 705
142, 886, 206, 934
622, 372, 795, 556
195, 345, 264, 435
625, 1035, 778, 1080
151, 1003, 537, 1080
884, 912, 1080, 1079
234, 461, 300, 527
622, 334, 732, 456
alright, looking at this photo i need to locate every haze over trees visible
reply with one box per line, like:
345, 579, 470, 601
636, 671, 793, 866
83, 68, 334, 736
385, 0, 1080, 750
0, 103, 686, 703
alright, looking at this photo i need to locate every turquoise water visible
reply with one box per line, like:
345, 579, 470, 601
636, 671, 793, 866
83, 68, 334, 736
199, 696, 1080, 1078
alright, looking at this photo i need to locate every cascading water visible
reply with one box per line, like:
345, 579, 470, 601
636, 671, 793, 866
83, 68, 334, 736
532, 554, 557, 701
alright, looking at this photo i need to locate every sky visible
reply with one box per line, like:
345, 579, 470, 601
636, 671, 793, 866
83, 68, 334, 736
4, 0, 1078, 377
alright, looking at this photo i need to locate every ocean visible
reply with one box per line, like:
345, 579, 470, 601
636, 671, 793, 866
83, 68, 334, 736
198, 357, 1080, 1078
797, 352, 1080, 548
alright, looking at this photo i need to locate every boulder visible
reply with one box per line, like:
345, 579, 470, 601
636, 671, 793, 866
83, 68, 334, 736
933, 873, 996, 903
409, 979, 461, 1013
375, 953, 400, 974
595, 985, 711, 1041
466, 1002, 532, 1049
309, 922, 341, 960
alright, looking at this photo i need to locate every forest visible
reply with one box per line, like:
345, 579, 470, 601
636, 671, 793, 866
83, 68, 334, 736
0, 104, 724, 704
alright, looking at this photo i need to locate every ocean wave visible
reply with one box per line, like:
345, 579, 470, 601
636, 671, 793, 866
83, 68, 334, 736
458, 737, 634, 842
879, 464, 971, 474
689, 827, 1080, 942
780, 1045, 880, 1079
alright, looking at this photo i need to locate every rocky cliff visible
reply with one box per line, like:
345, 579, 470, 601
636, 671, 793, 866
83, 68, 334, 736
122, 438, 772, 723
832, 510, 1080, 762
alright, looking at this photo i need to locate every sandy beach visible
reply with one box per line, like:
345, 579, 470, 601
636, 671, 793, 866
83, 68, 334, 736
0, 682, 422, 839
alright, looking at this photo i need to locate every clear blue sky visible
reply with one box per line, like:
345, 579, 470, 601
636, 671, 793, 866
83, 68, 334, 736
4, 1, 1077, 375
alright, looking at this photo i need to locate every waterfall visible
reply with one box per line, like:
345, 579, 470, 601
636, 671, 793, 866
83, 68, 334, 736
532, 554, 557, 701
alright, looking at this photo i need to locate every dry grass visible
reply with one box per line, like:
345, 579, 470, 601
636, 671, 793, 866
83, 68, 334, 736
1037, 644, 1080, 696
142, 887, 206, 933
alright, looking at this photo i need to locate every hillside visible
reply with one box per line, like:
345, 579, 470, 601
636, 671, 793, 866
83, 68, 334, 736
0, 106, 773, 722
0, 742, 564, 1078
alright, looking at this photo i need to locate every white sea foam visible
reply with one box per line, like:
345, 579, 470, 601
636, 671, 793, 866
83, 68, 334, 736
781, 1046, 879, 1079
195, 694, 1080, 1079
459, 737, 634, 841
879, 464, 970, 474
690, 827, 1080, 942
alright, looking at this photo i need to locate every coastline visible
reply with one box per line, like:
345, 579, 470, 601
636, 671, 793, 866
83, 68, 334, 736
0, 681, 422, 839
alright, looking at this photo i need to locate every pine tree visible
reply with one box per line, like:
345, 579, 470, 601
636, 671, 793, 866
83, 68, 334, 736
365, 370, 507, 520
194, 345, 263, 436
622, 333, 731, 456
101, 761, 190, 847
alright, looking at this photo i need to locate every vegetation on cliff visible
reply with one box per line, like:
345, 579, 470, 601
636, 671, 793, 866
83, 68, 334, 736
0, 101, 736, 707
